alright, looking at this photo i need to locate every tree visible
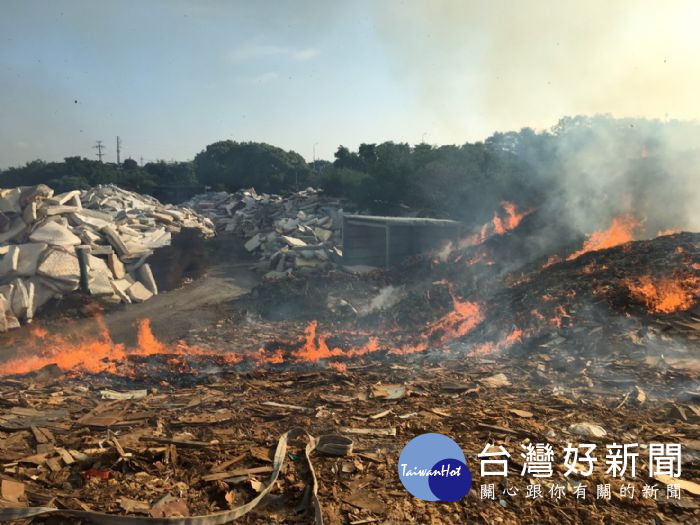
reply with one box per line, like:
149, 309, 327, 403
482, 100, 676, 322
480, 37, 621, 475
122, 158, 139, 170
194, 141, 310, 193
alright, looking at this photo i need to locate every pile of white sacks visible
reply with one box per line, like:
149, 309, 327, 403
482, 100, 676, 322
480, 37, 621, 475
0, 184, 214, 332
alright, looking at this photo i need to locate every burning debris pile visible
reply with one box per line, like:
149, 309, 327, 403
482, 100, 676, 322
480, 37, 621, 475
0, 214, 697, 522
223, 229, 699, 381
0, 171, 699, 522
186, 187, 344, 278
0, 184, 214, 333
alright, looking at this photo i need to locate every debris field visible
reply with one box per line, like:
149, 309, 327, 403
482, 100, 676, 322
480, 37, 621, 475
0, 185, 698, 524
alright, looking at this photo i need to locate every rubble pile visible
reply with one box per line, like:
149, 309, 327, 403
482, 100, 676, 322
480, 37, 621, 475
186, 188, 343, 278
0, 184, 214, 332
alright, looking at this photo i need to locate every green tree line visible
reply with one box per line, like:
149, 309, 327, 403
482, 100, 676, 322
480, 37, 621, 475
1, 116, 697, 225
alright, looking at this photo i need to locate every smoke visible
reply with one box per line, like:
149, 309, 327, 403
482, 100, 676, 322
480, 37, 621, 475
542, 117, 700, 241
370, 1, 700, 142
359, 285, 405, 316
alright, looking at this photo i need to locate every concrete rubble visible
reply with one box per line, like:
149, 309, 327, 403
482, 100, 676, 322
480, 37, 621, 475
186, 187, 344, 279
0, 184, 214, 333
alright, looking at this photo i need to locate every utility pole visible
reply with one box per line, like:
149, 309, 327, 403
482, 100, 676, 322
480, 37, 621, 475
93, 140, 105, 162
116, 136, 122, 166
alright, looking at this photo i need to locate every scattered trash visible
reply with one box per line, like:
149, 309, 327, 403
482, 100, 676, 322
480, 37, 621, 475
568, 422, 608, 439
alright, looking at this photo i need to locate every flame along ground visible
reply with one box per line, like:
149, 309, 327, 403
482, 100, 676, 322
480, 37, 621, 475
0, 285, 495, 376
0, 318, 243, 376
0, 204, 696, 377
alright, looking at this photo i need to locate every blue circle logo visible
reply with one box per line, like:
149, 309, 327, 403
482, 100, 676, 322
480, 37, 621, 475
398, 433, 472, 501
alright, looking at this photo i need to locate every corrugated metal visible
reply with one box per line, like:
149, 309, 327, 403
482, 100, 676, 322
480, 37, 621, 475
342, 214, 461, 267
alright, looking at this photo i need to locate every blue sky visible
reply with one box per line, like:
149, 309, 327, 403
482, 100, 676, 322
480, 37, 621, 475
2, 1, 699, 167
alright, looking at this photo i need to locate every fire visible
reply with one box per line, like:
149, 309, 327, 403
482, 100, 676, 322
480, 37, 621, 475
567, 215, 640, 260
469, 328, 524, 357
0, 317, 242, 376
625, 275, 699, 313
461, 201, 532, 247
501, 201, 529, 230
291, 321, 381, 362
289, 289, 484, 364
549, 305, 571, 328
657, 229, 679, 237
1, 281, 488, 376
543, 255, 560, 269
424, 295, 484, 343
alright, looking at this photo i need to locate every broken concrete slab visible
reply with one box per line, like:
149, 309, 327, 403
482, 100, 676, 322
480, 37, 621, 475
313, 227, 333, 242
29, 221, 81, 246
28, 277, 58, 316
281, 235, 307, 248
0, 217, 27, 244
0, 245, 19, 277
22, 202, 37, 224
37, 249, 81, 285
88, 269, 116, 298
136, 264, 158, 295
111, 279, 132, 303
244, 234, 262, 252
100, 225, 130, 257
16, 243, 47, 276
9, 278, 30, 319
0, 188, 23, 214
52, 190, 82, 207
107, 253, 125, 280
126, 281, 153, 303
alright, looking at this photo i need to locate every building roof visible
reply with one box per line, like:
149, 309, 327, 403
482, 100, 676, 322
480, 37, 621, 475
343, 214, 460, 227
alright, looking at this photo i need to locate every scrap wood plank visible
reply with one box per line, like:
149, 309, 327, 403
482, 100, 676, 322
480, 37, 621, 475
477, 422, 533, 436
55, 447, 74, 465
201, 466, 273, 482
139, 436, 215, 449
339, 427, 396, 437
260, 401, 314, 413
654, 473, 700, 496
0, 409, 69, 430
76, 413, 124, 428
210, 452, 247, 473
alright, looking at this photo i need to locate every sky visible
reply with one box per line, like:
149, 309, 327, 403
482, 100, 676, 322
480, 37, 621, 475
2, 0, 700, 168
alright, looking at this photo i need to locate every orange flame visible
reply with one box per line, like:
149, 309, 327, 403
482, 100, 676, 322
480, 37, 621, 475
549, 305, 571, 328
567, 215, 639, 260
0, 317, 242, 376
0, 281, 490, 376
625, 275, 699, 313
469, 328, 524, 357
461, 202, 532, 247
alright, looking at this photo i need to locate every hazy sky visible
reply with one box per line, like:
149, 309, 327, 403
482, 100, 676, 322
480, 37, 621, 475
2, 0, 700, 167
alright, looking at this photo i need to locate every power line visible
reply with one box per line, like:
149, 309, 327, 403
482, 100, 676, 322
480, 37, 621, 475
93, 140, 105, 162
